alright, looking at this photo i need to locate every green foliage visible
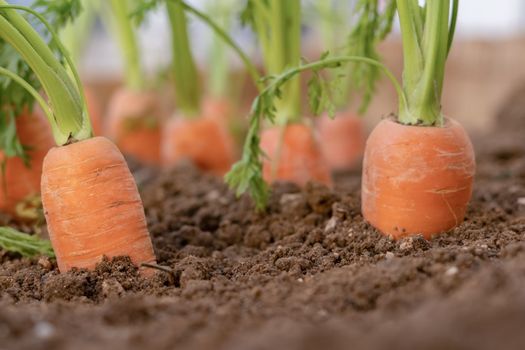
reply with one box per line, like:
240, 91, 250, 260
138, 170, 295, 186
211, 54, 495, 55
0, 0, 82, 159
227, 54, 374, 209
345, 0, 396, 114
307, 52, 346, 118
32, 0, 82, 30
0, 227, 55, 258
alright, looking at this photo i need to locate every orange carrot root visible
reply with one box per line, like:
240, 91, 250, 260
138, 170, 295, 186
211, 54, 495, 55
106, 88, 164, 165
361, 117, 475, 239
41, 136, 156, 273
318, 111, 366, 171
0, 110, 54, 218
261, 123, 332, 187
162, 115, 235, 176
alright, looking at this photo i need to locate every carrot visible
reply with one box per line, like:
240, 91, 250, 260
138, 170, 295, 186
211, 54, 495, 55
103, 1, 164, 164
261, 123, 331, 186
359, 0, 471, 238
0, 110, 54, 218
318, 111, 365, 171
162, 115, 234, 175
106, 87, 163, 165
362, 117, 475, 239
158, 1, 239, 175
0, 1, 156, 270
42, 136, 156, 272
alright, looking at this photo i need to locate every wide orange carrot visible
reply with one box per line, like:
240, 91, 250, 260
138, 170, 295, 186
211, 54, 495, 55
260, 123, 332, 186
162, 115, 235, 176
318, 110, 366, 171
106, 87, 164, 165
362, 117, 475, 239
41, 136, 156, 272
0, 110, 54, 218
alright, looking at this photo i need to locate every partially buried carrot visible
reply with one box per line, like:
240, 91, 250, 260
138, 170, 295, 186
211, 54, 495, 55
162, 114, 234, 176
106, 87, 164, 165
261, 123, 331, 186
318, 110, 365, 171
0, 0, 156, 271
362, 117, 475, 239
0, 110, 54, 219
360, 0, 474, 238
42, 136, 156, 271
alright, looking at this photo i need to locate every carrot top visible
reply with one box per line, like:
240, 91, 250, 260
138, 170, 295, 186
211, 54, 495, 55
0, 0, 91, 146
397, 0, 458, 125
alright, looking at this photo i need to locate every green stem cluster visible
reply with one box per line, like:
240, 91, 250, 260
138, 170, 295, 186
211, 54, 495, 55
0, 1, 91, 145
250, 0, 301, 124
167, 0, 200, 117
180, 0, 262, 92
108, 0, 143, 91
397, 0, 458, 125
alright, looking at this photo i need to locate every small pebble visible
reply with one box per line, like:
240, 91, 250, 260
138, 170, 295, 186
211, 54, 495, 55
517, 197, 525, 206
38, 257, 52, 270
385, 252, 395, 260
297, 278, 304, 283
33, 322, 55, 339
324, 217, 338, 232
445, 266, 459, 276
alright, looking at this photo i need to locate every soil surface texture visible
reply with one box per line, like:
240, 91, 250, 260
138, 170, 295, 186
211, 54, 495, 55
0, 114, 524, 349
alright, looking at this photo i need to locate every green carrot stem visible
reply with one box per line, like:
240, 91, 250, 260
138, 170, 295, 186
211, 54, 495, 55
0, 67, 61, 139
207, 1, 233, 98
0, 227, 54, 258
167, 0, 200, 117
0, 2, 91, 145
108, 0, 143, 91
397, 0, 452, 126
179, 0, 262, 92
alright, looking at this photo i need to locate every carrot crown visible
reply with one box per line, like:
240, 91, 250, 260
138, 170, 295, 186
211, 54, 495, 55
0, 0, 91, 146
397, 0, 458, 126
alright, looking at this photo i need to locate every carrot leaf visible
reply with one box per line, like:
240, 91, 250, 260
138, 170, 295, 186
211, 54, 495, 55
227, 54, 404, 209
0, 227, 55, 258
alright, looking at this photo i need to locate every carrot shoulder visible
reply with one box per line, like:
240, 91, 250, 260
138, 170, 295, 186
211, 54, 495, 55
41, 136, 156, 272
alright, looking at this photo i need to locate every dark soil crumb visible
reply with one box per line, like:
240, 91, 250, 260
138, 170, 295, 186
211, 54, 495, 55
0, 125, 524, 349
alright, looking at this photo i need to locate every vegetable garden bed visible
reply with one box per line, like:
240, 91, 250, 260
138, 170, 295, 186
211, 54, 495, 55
0, 117, 523, 350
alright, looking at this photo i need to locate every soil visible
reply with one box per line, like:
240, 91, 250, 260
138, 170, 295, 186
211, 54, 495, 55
0, 109, 524, 350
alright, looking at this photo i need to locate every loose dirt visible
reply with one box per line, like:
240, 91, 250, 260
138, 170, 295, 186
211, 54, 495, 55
0, 112, 524, 349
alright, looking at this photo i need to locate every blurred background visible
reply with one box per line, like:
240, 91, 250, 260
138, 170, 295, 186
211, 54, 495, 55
14, 0, 525, 134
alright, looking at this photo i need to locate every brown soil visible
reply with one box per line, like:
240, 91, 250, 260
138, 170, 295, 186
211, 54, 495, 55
1, 115, 524, 349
